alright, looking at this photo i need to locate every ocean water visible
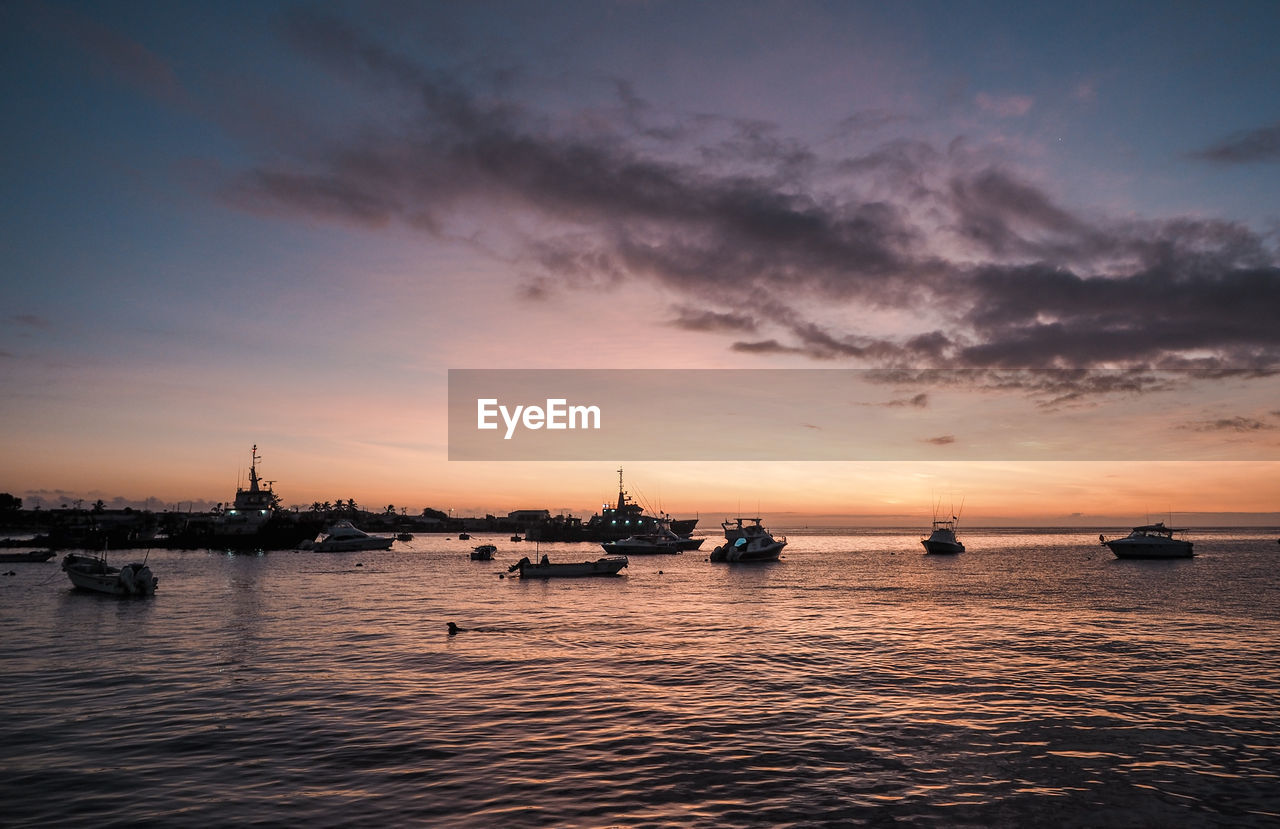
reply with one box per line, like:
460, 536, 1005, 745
3, 528, 1279, 827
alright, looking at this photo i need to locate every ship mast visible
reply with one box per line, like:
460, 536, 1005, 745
248, 444, 261, 493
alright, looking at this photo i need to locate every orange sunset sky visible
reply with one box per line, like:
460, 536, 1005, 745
3, 3, 1279, 525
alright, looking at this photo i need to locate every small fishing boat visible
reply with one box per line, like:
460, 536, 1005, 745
303, 521, 395, 552
921, 517, 965, 555
507, 554, 628, 578
0, 549, 57, 563
1101, 523, 1193, 559
471, 544, 497, 561
396, 532, 414, 542
510, 534, 523, 542
62, 552, 157, 596
458, 532, 471, 540
710, 517, 786, 562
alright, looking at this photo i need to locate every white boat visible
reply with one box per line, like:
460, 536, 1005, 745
601, 533, 683, 555
303, 521, 395, 552
62, 552, 157, 596
1101, 523, 1193, 559
710, 517, 786, 562
507, 554, 628, 578
470, 544, 497, 560
921, 517, 965, 555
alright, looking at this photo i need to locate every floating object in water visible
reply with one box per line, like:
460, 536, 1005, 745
447, 622, 462, 635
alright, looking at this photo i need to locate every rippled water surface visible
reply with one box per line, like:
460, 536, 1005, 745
4, 529, 1280, 826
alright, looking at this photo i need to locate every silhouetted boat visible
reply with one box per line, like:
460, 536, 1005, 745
1101, 523, 1193, 559
62, 552, 157, 596
601, 533, 682, 555
507, 554, 628, 578
471, 544, 497, 560
530, 468, 697, 542
169, 445, 323, 551
458, 532, 471, 540
710, 517, 786, 562
303, 521, 395, 552
0, 549, 56, 563
396, 532, 414, 542
922, 517, 965, 555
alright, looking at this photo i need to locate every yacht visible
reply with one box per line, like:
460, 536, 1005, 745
921, 517, 965, 555
710, 517, 786, 562
601, 533, 683, 555
305, 521, 395, 552
1101, 523, 1193, 559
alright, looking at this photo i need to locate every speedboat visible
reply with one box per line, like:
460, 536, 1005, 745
304, 521, 394, 552
507, 554, 628, 578
470, 544, 497, 561
710, 517, 786, 562
1101, 523, 1193, 559
62, 552, 157, 596
921, 517, 965, 555
601, 533, 682, 555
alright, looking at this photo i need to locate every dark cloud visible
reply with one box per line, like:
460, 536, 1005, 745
1189, 121, 1280, 164
225, 11, 1280, 396
669, 307, 759, 334
12, 314, 51, 328
1180, 416, 1276, 433
24, 3, 184, 104
923, 434, 956, 445
884, 393, 930, 408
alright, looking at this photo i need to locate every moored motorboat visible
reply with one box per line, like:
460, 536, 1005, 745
1101, 523, 1194, 559
0, 549, 57, 563
507, 554, 628, 578
303, 521, 395, 552
601, 533, 682, 555
471, 544, 497, 560
62, 552, 157, 596
921, 517, 965, 555
710, 517, 786, 562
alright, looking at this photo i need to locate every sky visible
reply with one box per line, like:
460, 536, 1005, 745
2, 0, 1279, 524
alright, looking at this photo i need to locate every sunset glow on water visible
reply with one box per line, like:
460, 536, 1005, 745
4, 530, 1279, 825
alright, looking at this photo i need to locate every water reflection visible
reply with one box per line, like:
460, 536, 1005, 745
2, 531, 1279, 826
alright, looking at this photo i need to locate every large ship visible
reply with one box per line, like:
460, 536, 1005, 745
168, 445, 323, 551
527, 468, 698, 542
